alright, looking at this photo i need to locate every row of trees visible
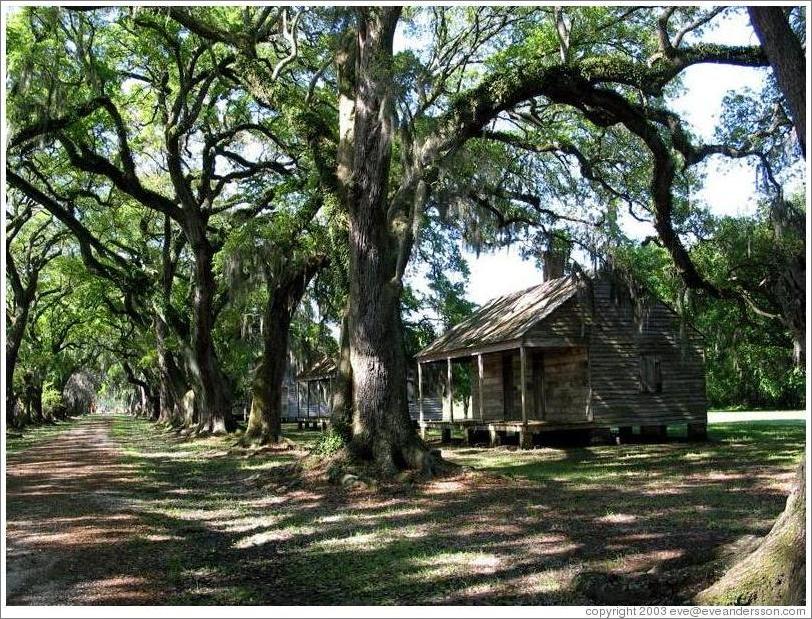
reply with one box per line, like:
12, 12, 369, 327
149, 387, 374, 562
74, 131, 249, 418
5, 5, 805, 604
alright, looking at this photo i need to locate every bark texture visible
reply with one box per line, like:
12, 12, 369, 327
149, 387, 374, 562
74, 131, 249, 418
748, 7, 806, 156
696, 461, 806, 605
186, 216, 234, 434
155, 215, 188, 426
329, 307, 353, 441
344, 8, 433, 474
243, 255, 327, 444
155, 317, 187, 427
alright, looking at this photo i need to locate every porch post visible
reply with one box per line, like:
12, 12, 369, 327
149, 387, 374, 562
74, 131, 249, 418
328, 376, 333, 414
418, 361, 424, 436
520, 346, 528, 425
520, 346, 531, 449
306, 381, 311, 423
447, 357, 454, 423
477, 353, 484, 422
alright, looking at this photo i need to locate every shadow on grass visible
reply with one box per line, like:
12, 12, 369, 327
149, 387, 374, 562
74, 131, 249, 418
4, 414, 804, 605
6, 415, 87, 455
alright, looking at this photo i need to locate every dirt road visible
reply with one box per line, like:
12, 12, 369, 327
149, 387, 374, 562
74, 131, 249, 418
5, 416, 166, 604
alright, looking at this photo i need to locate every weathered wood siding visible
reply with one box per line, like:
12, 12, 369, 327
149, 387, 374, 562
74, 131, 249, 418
420, 272, 705, 428
408, 395, 442, 421
541, 347, 590, 423
524, 296, 589, 343
440, 352, 504, 421
469, 346, 591, 423
477, 352, 506, 421
586, 275, 706, 426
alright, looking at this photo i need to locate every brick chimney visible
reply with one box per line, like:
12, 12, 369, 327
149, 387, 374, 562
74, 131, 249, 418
541, 248, 567, 281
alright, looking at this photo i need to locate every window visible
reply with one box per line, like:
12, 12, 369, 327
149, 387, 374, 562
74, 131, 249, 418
640, 354, 662, 394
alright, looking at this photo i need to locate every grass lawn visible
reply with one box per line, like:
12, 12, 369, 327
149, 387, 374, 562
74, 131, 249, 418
5, 416, 83, 455
82, 413, 804, 605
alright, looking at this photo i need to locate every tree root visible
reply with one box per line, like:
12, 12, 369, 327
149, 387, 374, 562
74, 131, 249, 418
695, 461, 805, 606
237, 429, 283, 448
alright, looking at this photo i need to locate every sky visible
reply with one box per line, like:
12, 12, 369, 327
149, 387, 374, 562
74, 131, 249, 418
405, 8, 782, 306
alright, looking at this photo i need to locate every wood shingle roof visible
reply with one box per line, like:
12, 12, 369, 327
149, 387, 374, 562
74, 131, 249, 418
416, 275, 582, 361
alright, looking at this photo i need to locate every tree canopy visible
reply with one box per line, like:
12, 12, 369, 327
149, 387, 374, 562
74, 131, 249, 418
5, 3, 804, 448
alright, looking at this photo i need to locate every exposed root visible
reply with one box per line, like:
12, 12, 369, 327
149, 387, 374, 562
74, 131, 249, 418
695, 461, 805, 606
237, 430, 282, 448
284, 443, 461, 493
230, 436, 299, 455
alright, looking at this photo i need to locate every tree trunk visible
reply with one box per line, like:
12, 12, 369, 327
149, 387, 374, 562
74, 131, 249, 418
155, 320, 187, 426
748, 7, 806, 156
30, 378, 44, 425
155, 316, 177, 424
329, 306, 353, 441
329, 32, 357, 444
697, 460, 806, 605
155, 213, 186, 426
20, 371, 46, 426
7, 395, 20, 428
345, 8, 432, 474
244, 319, 287, 444
244, 256, 326, 444
5, 304, 31, 422
186, 216, 234, 434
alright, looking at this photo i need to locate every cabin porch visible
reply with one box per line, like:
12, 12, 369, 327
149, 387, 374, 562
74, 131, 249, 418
415, 341, 593, 449
423, 418, 610, 449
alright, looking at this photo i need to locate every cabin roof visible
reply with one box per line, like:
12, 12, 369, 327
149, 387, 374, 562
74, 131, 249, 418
416, 275, 582, 360
297, 357, 337, 382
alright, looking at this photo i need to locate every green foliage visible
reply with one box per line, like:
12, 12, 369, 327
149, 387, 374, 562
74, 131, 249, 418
614, 205, 805, 411
403, 212, 476, 360
311, 428, 345, 456
41, 383, 64, 416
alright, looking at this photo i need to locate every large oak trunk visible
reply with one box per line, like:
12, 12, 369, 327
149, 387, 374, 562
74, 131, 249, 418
348, 281, 428, 472
156, 215, 190, 427
748, 7, 806, 156
155, 317, 187, 427
345, 8, 431, 474
329, 307, 353, 441
697, 461, 806, 605
186, 218, 234, 434
244, 257, 326, 444
244, 315, 287, 444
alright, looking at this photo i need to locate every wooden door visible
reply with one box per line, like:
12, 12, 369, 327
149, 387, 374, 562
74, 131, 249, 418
501, 351, 516, 420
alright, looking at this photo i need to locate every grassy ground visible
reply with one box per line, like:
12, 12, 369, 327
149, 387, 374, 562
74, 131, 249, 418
5, 415, 83, 455
6, 413, 805, 605
116, 416, 804, 604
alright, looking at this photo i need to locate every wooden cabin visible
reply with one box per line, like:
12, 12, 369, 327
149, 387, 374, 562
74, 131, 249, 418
415, 270, 707, 448
292, 357, 336, 428
288, 358, 444, 426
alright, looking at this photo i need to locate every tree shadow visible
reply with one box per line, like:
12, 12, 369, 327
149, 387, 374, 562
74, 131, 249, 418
4, 415, 804, 605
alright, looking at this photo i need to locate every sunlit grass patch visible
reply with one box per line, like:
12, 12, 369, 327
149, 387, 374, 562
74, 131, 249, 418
6, 415, 85, 454
93, 413, 805, 605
